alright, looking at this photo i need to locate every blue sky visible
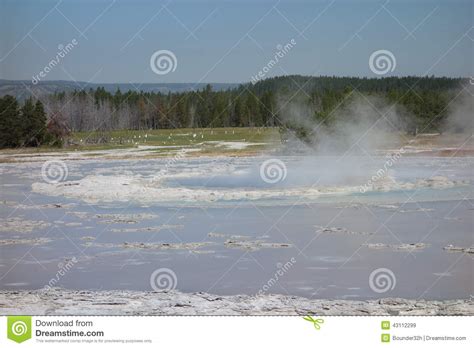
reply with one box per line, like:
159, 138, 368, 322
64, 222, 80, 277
0, 0, 472, 83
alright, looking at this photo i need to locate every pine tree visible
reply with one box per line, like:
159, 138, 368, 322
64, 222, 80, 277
21, 98, 47, 146
0, 95, 22, 148
32, 100, 47, 145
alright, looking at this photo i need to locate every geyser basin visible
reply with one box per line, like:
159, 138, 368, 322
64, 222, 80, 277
1, 154, 473, 300
29, 156, 472, 205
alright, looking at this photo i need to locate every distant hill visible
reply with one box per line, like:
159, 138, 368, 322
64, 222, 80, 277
0, 79, 239, 100
249, 75, 465, 94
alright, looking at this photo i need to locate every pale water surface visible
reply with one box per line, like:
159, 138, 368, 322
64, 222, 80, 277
0, 156, 472, 300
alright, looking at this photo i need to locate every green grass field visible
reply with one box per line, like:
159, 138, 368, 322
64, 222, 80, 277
69, 127, 280, 148
0, 127, 281, 156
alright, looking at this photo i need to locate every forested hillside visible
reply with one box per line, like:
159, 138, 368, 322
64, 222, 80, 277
0, 75, 468, 148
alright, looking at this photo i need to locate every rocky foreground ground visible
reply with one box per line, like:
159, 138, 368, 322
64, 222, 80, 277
0, 289, 472, 315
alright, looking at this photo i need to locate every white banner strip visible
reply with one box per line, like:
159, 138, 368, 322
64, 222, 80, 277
1, 316, 472, 347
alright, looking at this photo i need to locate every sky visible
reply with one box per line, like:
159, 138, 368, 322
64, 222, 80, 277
0, 0, 472, 84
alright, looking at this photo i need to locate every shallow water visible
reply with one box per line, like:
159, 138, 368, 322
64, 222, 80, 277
0, 155, 473, 300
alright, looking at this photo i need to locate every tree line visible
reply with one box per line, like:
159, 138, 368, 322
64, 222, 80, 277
0, 96, 66, 148
0, 75, 467, 148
